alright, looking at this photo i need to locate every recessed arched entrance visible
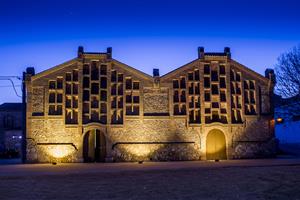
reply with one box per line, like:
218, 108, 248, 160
206, 129, 227, 160
83, 129, 106, 162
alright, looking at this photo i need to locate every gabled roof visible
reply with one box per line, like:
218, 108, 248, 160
230, 59, 269, 83
112, 59, 153, 81
0, 103, 22, 112
32, 58, 78, 81
161, 59, 199, 80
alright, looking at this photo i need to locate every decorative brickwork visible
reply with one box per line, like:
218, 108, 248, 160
25, 47, 276, 163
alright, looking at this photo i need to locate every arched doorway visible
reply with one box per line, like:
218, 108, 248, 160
206, 129, 227, 160
83, 129, 106, 162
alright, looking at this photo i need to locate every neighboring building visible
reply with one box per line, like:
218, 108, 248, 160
0, 103, 23, 156
274, 95, 300, 143
25, 46, 276, 163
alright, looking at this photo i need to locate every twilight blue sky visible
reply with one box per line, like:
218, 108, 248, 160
0, 0, 300, 103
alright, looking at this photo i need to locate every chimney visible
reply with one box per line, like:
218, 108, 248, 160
26, 67, 35, 76
77, 46, 84, 58
107, 47, 112, 59
153, 68, 159, 77
265, 68, 276, 84
224, 47, 231, 59
198, 47, 205, 59
153, 68, 160, 88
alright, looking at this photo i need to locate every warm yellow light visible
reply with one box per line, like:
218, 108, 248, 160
276, 118, 283, 123
48, 146, 73, 159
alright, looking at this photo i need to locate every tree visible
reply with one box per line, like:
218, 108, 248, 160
275, 44, 300, 98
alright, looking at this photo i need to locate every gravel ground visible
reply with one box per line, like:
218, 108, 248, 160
1, 161, 300, 200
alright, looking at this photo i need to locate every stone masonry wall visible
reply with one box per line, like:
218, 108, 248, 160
27, 118, 82, 163
110, 119, 201, 161
143, 88, 169, 114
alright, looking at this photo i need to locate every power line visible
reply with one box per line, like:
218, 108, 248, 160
0, 76, 22, 98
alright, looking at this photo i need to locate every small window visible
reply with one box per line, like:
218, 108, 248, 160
66, 83, 71, 94
100, 103, 107, 113
230, 70, 235, 81
73, 97, 78, 108
220, 91, 226, 102
212, 102, 219, 108
250, 80, 255, 89
111, 84, 117, 95
91, 63, 99, 81
118, 74, 123, 82
57, 93, 63, 103
194, 70, 200, 81
83, 90, 89, 101
236, 73, 241, 82
91, 83, 99, 94
180, 77, 186, 88
180, 91, 186, 102
118, 84, 123, 95
211, 71, 218, 82
49, 93, 55, 103
219, 65, 225, 75
111, 70, 117, 82
173, 91, 179, 103
57, 78, 63, 89
65, 97, 71, 108
204, 92, 210, 102
126, 78, 132, 90
133, 96, 139, 103
49, 81, 56, 89
220, 77, 226, 88
126, 94, 132, 103
133, 82, 139, 90
83, 64, 90, 75
100, 91, 107, 101
204, 77, 210, 88
91, 97, 99, 108
100, 65, 107, 75
211, 84, 219, 95
83, 77, 89, 88
73, 70, 78, 82
173, 80, 179, 88
244, 81, 249, 89
204, 65, 210, 74
205, 108, 211, 114
73, 83, 78, 95
195, 83, 200, 94
66, 73, 72, 82
188, 72, 193, 81
100, 77, 107, 88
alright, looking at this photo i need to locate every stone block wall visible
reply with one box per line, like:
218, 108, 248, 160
26, 118, 82, 163
110, 119, 201, 161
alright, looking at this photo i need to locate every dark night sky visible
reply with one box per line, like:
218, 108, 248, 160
0, 0, 299, 103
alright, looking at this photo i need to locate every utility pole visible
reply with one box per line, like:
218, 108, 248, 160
22, 72, 26, 163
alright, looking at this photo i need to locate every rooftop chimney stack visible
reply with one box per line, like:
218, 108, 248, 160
77, 46, 84, 58
26, 67, 35, 76
107, 47, 112, 59
153, 68, 160, 77
265, 68, 276, 84
224, 47, 231, 59
153, 68, 160, 88
198, 47, 205, 59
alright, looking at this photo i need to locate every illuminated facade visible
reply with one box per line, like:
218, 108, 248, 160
25, 47, 276, 163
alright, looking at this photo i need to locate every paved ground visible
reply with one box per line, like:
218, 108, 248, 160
1, 158, 300, 200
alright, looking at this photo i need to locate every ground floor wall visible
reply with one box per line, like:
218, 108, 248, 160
26, 116, 276, 163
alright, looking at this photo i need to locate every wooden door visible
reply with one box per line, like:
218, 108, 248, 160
206, 129, 227, 160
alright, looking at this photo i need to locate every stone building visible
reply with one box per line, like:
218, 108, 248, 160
25, 46, 276, 163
